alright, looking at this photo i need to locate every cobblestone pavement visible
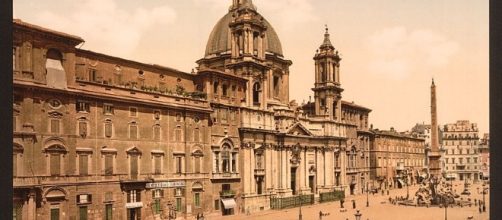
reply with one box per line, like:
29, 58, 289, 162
204, 181, 489, 220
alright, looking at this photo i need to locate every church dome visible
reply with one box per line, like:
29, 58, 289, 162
204, 12, 283, 57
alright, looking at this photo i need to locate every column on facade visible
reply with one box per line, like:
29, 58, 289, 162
262, 76, 267, 109
326, 149, 333, 187
258, 34, 264, 59
243, 29, 248, 54
246, 78, 252, 107
316, 149, 323, 190
283, 73, 289, 103
268, 69, 273, 100
229, 151, 233, 174
286, 148, 290, 190
250, 147, 256, 194
327, 61, 332, 82
231, 32, 237, 58
265, 147, 272, 190
282, 149, 287, 189
243, 148, 251, 194
299, 147, 306, 191
277, 148, 282, 189
341, 146, 347, 189
27, 190, 35, 220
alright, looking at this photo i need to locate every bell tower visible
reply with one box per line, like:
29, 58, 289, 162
312, 26, 343, 120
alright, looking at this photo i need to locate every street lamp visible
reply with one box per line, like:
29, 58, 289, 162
477, 187, 488, 212
366, 182, 369, 207
298, 193, 303, 220
354, 210, 362, 220
443, 199, 448, 220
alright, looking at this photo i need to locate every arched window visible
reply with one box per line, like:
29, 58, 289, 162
273, 75, 280, 97
46, 49, 67, 88
222, 144, 230, 173
253, 82, 261, 105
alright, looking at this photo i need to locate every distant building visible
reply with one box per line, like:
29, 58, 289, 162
369, 128, 426, 189
442, 120, 480, 181
478, 133, 489, 180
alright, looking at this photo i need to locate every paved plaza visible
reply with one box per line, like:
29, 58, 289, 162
205, 181, 489, 220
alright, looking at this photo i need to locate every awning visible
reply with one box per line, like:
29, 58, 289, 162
221, 198, 236, 209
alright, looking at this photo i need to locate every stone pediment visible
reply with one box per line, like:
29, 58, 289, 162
286, 122, 313, 136
126, 146, 142, 155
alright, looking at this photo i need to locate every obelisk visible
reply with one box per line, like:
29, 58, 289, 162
428, 78, 442, 177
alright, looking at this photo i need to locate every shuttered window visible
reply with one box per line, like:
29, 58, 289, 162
79, 154, 88, 175
105, 204, 112, 220
130, 155, 138, 178
104, 154, 113, 175
50, 208, 60, 220
79, 206, 88, 220
154, 155, 162, 174
50, 154, 60, 176
176, 157, 182, 174
194, 156, 201, 173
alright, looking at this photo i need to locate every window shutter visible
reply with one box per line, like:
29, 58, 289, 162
127, 191, 131, 203
50, 154, 60, 176
105, 155, 113, 175
88, 194, 92, 203
160, 189, 164, 198
77, 195, 80, 204
136, 190, 141, 202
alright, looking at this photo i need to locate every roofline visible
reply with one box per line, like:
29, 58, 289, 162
13, 19, 84, 45
76, 49, 192, 77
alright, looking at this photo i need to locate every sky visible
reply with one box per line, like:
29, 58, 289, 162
13, 0, 489, 135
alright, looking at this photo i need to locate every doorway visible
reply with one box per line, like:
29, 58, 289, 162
127, 208, 141, 220
350, 184, 355, 195
309, 176, 315, 194
291, 167, 297, 195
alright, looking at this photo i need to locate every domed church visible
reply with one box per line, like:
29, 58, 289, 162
13, 0, 373, 219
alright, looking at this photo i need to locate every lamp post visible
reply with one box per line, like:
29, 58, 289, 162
444, 199, 448, 220
299, 193, 303, 220
354, 210, 362, 220
366, 182, 369, 207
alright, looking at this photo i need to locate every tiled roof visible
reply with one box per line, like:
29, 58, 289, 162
13, 19, 84, 43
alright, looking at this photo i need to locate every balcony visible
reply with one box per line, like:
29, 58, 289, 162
346, 167, 358, 173
13, 174, 147, 187
220, 190, 236, 197
211, 172, 240, 180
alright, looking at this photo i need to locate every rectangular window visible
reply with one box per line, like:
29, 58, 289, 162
129, 124, 138, 139
194, 193, 200, 207
175, 129, 182, 142
130, 107, 138, 117
88, 69, 97, 82
79, 121, 87, 137
127, 190, 141, 203
50, 154, 61, 176
50, 208, 60, 220
105, 204, 113, 220
50, 119, 60, 134
214, 152, 219, 173
154, 155, 162, 175
76, 101, 90, 112
194, 157, 201, 173
214, 199, 220, 210
153, 199, 161, 214
130, 155, 138, 178
79, 154, 88, 175
103, 104, 114, 115
104, 122, 112, 138
221, 109, 228, 122
231, 153, 237, 173
79, 206, 88, 220
176, 157, 182, 174
154, 126, 161, 141
176, 198, 182, 211
104, 154, 113, 175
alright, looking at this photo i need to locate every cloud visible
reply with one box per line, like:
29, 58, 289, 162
256, 0, 319, 30
34, 0, 177, 57
366, 27, 459, 80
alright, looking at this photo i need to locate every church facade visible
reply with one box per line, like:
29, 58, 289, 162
13, 1, 377, 219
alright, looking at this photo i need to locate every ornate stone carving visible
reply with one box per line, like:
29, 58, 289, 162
290, 143, 302, 164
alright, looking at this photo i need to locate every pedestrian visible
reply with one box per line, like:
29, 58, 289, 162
340, 199, 344, 209
479, 205, 482, 213
352, 200, 356, 209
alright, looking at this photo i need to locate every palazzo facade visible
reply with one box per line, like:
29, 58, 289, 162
13, 0, 376, 219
